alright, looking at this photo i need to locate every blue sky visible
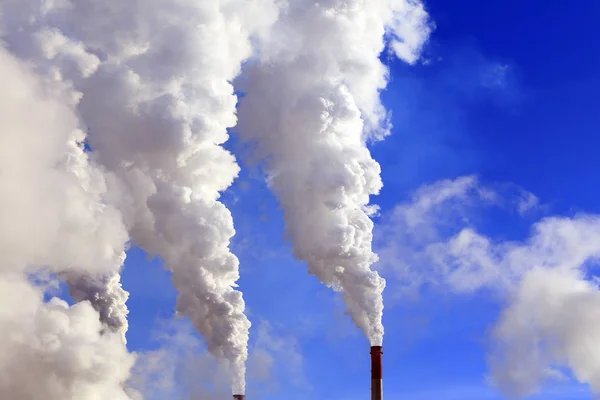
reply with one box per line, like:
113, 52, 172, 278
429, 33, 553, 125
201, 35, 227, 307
117, 1, 600, 399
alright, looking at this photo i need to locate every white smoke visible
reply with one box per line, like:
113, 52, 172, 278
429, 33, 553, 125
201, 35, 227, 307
0, 43, 135, 399
1, 0, 280, 394
1, 0, 432, 393
0, 0, 132, 344
72, 1, 277, 392
0, 276, 137, 400
236, 0, 432, 346
62, 269, 130, 343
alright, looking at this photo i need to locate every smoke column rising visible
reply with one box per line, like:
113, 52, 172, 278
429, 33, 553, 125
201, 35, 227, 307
0, 0, 432, 393
1, 0, 279, 394
237, 0, 432, 346
0, 0, 132, 345
62, 269, 130, 343
72, 1, 277, 392
0, 42, 136, 399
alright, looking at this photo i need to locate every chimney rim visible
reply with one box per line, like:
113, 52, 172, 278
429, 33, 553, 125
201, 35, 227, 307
370, 345, 383, 354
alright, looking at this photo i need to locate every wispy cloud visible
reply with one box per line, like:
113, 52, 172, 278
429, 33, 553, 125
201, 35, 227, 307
376, 175, 600, 398
129, 317, 309, 399
375, 175, 540, 298
247, 320, 310, 395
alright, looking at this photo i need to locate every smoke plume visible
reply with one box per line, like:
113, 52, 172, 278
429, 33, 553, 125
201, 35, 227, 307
0, 0, 132, 345
74, 1, 277, 392
1, 0, 279, 394
0, 42, 135, 398
237, 0, 432, 346
62, 269, 130, 343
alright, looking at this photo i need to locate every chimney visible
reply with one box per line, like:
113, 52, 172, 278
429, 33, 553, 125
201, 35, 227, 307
370, 346, 383, 400
233, 395, 246, 400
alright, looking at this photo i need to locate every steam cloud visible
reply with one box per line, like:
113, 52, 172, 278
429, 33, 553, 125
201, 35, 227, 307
0, 44, 135, 399
1, 0, 279, 394
1, 0, 433, 396
237, 0, 432, 346
62, 269, 130, 343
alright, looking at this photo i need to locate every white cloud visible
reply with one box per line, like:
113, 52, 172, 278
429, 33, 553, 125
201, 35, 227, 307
515, 189, 540, 216
490, 267, 600, 398
387, 0, 434, 65
377, 175, 600, 397
375, 175, 524, 296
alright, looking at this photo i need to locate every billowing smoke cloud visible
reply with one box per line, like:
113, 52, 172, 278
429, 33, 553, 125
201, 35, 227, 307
0, 42, 135, 398
0, 0, 132, 344
1, 0, 279, 394
62, 268, 130, 343
73, 2, 277, 392
378, 176, 600, 397
237, 0, 432, 346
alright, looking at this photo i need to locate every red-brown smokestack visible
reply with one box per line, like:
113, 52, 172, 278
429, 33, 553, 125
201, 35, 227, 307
233, 395, 245, 400
371, 346, 383, 400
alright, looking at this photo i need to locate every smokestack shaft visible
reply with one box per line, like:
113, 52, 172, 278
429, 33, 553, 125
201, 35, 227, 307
233, 395, 245, 400
371, 346, 383, 400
